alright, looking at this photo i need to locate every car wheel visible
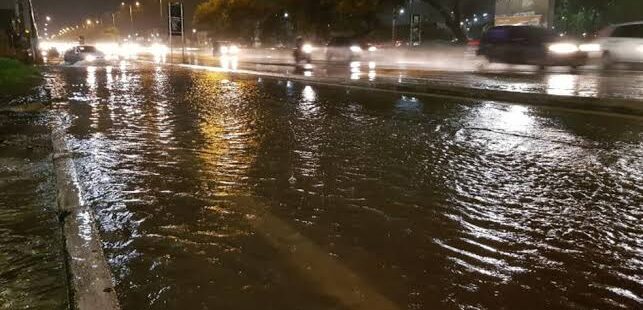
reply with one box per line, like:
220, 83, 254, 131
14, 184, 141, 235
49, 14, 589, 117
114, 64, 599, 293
602, 52, 614, 70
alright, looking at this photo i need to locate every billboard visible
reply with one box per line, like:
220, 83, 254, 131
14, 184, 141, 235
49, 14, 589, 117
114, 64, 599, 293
495, 0, 555, 28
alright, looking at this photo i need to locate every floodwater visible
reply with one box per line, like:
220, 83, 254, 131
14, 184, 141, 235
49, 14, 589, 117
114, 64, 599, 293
43, 63, 642, 309
0, 112, 68, 309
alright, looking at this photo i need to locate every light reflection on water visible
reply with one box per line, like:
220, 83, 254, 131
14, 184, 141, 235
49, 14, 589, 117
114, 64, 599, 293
47, 64, 643, 310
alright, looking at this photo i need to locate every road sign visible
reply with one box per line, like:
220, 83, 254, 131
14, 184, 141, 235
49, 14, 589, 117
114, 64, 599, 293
411, 14, 421, 47
169, 2, 183, 36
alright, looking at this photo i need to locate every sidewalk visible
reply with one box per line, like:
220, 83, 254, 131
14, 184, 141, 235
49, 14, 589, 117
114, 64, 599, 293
0, 109, 68, 309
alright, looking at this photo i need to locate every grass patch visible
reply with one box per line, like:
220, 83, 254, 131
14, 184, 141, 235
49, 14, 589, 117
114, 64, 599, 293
0, 58, 41, 97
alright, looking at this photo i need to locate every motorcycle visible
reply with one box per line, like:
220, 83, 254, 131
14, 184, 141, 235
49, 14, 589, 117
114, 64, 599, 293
293, 43, 313, 65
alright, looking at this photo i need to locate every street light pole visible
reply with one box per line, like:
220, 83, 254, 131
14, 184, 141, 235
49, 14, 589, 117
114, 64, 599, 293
392, 9, 396, 45
159, 0, 163, 21
392, 8, 405, 46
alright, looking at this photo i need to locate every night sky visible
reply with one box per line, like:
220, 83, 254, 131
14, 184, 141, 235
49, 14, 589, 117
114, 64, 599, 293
32, 0, 201, 30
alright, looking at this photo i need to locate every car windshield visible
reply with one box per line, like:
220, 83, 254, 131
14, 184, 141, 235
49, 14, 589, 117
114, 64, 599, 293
483, 26, 556, 44
78, 46, 97, 53
611, 24, 643, 38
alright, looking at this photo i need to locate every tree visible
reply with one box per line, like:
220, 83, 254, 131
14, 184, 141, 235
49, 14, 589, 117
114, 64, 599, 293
555, 0, 615, 35
423, 0, 465, 41
555, 0, 643, 36
194, 0, 279, 43
194, 0, 405, 43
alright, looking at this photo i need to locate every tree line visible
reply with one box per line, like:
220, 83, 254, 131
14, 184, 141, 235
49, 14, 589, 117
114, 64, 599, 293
193, 0, 643, 44
193, 0, 486, 44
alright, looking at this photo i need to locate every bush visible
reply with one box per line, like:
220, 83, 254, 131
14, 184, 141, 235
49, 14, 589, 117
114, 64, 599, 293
0, 58, 40, 96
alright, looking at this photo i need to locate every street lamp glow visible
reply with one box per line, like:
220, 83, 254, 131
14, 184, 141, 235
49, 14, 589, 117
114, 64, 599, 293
192, 28, 197, 33
284, 12, 289, 18
46, 16, 51, 22
135, 1, 141, 7
399, 8, 405, 14
86, 19, 92, 25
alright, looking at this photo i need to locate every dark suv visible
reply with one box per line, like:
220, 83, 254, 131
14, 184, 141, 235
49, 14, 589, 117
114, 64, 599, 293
478, 26, 587, 69
325, 36, 376, 62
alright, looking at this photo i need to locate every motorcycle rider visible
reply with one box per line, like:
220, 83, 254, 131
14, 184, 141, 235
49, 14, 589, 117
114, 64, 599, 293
293, 36, 311, 65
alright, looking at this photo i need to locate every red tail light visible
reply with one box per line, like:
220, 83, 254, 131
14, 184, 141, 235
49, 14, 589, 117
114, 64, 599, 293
468, 40, 480, 47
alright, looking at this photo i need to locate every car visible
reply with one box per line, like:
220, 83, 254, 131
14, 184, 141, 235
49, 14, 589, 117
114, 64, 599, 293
325, 37, 376, 62
213, 41, 240, 57
63, 45, 105, 64
477, 25, 588, 69
592, 22, 643, 69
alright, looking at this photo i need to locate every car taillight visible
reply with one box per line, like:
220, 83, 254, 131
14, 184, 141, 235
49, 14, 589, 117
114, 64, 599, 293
467, 40, 480, 47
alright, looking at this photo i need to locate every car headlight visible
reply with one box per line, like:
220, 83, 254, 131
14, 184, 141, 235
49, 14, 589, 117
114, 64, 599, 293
303, 44, 313, 54
368, 46, 377, 52
229, 45, 239, 55
579, 43, 601, 52
548, 43, 579, 54
85, 54, 96, 62
350, 45, 362, 53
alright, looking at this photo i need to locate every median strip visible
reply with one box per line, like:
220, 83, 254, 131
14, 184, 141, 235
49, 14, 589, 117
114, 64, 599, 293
153, 61, 643, 117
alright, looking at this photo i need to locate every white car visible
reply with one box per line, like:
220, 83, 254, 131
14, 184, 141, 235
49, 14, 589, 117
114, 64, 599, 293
593, 22, 643, 69
63, 45, 105, 64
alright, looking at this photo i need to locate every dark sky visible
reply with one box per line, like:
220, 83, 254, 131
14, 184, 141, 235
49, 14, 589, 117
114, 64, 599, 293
32, 0, 201, 31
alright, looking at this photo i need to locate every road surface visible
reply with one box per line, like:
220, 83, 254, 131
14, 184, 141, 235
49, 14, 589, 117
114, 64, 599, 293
168, 50, 643, 102
39, 61, 643, 309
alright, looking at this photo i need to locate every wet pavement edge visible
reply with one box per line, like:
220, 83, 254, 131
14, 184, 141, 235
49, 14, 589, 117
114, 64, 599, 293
50, 115, 120, 310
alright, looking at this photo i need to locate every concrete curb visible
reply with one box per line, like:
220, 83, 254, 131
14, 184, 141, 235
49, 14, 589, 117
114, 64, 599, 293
163, 62, 643, 117
50, 115, 120, 310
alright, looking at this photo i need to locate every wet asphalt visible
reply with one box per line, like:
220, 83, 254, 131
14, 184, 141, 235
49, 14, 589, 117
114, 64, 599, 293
49, 61, 643, 309
0, 111, 68, 309
5, 60, 643, 309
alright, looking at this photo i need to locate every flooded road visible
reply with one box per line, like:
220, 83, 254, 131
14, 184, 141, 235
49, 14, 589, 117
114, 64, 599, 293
0, 112, 68, 309
44, 63, 642, 309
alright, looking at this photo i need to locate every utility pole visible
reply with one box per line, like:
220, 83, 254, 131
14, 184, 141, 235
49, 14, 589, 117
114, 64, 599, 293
547, 0, 556, 30
23, 0, 39, 63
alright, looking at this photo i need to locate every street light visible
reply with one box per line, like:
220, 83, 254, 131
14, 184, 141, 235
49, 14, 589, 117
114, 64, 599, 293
392, 7, 405, 45
46, 16, 51, 22
119, 2, 142, 36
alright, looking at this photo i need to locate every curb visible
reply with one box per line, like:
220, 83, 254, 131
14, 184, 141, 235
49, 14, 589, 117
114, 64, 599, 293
50, 114, 120, 310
